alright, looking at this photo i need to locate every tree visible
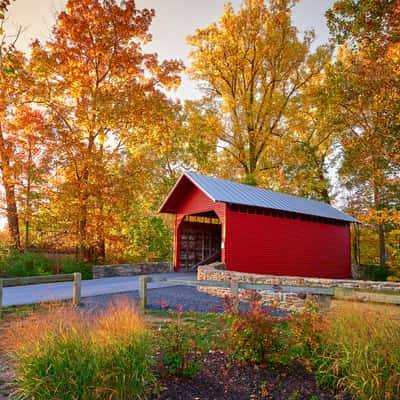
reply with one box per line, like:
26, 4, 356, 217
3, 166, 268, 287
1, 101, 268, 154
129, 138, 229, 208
29, 0, 183, 261
329, 48, 399, 269
0, 29, 29, 249
8, 106, 53, 249
179, 100, 222, 176
0, 0, 13, 20
326, 0, 400, 50
326, 1, 400, 271
188, 0, 330, 184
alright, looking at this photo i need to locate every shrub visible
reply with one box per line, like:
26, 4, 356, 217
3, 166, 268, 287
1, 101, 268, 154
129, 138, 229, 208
0, 250, 93, 279
61, 258, 93, 280
125, 213, 172, 262
158, 302, 206, 377
223, 296, 293, 366
0, 250, 55, 277
362, 263, 390, 281
312, 301, 400, 400
284, 307, 324, 370
226, 307, 283, 365
223, 295, 325, 368
4, 299, 155, 400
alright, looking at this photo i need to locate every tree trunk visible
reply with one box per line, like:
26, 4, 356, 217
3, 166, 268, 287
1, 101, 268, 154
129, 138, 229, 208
352, 223, 361, 265
378, 222, 386, 269
97, 238, 105, 261
373, 183, 386, 268
24, 146, 32, 249
78, 136, 96, 262
0, 124, 21, 249
78, 166, 89, 261
245, 134, 258, 185
78, 198, 88, 261
319, 184, 330, 204
3, 176, 20, 249
96, 199, 106, 261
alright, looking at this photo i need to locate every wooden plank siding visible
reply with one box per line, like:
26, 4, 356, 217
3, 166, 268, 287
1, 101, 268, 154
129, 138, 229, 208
225, 207, 351, 279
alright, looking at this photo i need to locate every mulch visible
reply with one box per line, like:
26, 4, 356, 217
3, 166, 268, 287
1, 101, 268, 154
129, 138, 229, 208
152, 351, 353, 400
0, 334, 353, 400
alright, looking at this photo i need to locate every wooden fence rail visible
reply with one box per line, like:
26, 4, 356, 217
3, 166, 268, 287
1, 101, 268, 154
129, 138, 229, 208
334, 287, 400, 305
1, 274, 399, 314
137, 275, 400, 309
0, 272, 82, 313
1, 273, 76, 287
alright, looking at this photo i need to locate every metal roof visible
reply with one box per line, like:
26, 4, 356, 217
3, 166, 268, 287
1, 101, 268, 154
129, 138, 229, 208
184, 171, 358, 223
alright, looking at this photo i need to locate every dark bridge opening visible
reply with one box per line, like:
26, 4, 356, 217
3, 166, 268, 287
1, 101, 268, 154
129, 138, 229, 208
178, 211, 222, 271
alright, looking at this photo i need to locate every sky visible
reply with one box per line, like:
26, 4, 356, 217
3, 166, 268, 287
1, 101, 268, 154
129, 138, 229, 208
5, 0, 335, 100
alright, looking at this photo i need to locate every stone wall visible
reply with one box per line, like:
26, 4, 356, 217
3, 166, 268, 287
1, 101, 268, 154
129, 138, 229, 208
198, 264, 400, 311
93, 262, 173, 279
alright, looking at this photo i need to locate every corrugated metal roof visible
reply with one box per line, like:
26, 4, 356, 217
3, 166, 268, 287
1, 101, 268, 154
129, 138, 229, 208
184, 171, 358, 223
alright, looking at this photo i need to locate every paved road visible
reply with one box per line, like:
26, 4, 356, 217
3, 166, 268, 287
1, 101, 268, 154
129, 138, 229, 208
2, 273, 196, 307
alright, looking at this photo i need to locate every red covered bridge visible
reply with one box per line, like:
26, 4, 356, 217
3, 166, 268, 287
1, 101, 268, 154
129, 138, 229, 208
159, 172, 358, 279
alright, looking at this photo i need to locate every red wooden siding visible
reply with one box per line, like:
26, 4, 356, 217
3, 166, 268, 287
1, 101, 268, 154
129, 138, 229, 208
224, 208, 351, 279
175, 183, 216, 215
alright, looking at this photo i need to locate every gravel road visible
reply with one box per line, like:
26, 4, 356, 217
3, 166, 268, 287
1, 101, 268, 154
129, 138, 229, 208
80, 285, 286, 316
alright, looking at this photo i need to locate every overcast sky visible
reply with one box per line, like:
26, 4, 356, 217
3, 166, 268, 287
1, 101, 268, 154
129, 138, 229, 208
5, 0, 335, 100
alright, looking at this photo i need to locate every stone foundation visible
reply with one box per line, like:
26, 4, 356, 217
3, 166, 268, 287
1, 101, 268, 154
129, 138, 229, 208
93, 262, 173, 279
198, 264, 400, 311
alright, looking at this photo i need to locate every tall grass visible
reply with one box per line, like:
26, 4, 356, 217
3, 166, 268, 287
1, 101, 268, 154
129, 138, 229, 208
4, 299, 155, 400
314, 301, 400, 400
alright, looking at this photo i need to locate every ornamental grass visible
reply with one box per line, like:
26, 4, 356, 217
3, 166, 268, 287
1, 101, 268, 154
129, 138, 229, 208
3, 299, 155, 400
313, 301, 400, 400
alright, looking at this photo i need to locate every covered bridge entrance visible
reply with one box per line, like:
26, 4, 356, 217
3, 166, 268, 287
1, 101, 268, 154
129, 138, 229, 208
178, 213, 222, 270
159, 171, 358, 278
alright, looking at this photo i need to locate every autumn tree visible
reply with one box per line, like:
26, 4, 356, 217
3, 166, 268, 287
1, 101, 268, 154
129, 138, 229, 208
326, 0, 400, 271
188, 0, 331, 185
0, 29, 29, 249
29, 0, 183, 261
0, 0, 13, 20
103, 95, 183, 262
177, 100, 222, 175
326, 0, 400, 50
0, 40, 50, 251
270, 71, 338, 203
7, 106, 53, 249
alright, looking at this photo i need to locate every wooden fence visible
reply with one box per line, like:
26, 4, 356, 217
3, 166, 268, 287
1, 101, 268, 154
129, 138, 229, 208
1, 274, 399, 313
137, 275, 400, 309
0, 273, 82, 312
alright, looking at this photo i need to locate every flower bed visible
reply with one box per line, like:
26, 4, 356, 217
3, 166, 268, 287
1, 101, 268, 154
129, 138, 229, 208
1, 294, 399, 400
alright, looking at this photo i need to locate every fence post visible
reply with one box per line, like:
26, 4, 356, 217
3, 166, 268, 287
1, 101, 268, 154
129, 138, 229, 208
138, 275, 148, 310
0, 279, 3, 315
73, 273, 81, 305
230, 280, 239, 313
